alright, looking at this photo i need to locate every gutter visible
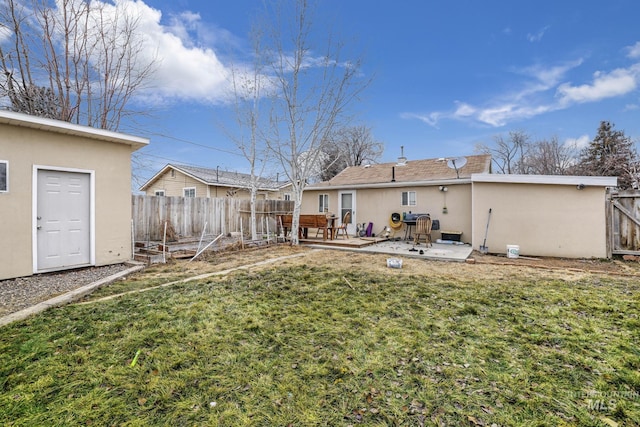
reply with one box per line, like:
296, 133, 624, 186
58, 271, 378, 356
306, 178, 472, 191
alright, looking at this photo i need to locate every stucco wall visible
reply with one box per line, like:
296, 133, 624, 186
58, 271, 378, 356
0, 123, 137, 280
472, 182, 608, 258
302, 183, 473, 241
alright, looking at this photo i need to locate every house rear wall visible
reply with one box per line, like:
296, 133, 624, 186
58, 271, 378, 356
302, 184, 473, 241
0, 123, 136, 280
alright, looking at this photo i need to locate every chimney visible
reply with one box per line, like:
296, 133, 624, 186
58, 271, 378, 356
391, 166, 396, 182
397, 145, 407, 165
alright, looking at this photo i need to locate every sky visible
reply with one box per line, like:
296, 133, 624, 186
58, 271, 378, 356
111, 0, 640, 184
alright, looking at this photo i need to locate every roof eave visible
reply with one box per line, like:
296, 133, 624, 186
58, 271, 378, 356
307, 178, 472, 191
471, 173, 618, 187
0, 110, 148, 149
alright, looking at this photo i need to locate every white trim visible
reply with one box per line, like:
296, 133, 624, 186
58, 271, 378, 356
471, 173, 618, 187
32, 165, 96, 273
0, 160, 7, 193
0, 110, 148, 149
401, 190, 417, 206
338, 190, 357, 235
183, 187, 196, 197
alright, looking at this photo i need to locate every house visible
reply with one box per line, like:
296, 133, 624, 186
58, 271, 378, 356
0, 110, 148, 280
302, 154, 492, 239
302, 153, 617, 258
140, 164, 291, 200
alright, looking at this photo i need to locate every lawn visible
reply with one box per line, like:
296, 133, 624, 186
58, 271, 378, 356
1, 249, 639, 426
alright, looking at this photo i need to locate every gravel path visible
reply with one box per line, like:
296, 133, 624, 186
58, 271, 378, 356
0, 264, 134, 317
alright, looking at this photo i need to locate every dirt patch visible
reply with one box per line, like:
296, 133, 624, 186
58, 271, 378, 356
195, 244, 640, 282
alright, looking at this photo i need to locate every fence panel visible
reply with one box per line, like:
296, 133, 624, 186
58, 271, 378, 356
132, 195, 294, 241
608, 190, 640, 255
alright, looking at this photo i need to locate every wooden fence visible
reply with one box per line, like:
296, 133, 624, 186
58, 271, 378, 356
132, 195, 294, 242
607, 190, 640, 256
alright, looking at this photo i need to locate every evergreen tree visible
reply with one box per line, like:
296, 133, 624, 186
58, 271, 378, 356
577, 121, 639, 189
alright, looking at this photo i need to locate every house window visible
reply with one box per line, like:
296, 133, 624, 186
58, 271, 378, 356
183, 187, 196, 197
283, 193, 291, 201
401, 191, 416, 206
155, 190, 165, 196
0, 161, 7, 192
318, 194, 329, 212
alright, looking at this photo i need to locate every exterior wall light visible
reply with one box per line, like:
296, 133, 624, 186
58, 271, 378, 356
439, 186, 448, 192
576, 183, 585, 190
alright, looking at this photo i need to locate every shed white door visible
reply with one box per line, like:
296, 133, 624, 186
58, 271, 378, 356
36, 169, 91, 271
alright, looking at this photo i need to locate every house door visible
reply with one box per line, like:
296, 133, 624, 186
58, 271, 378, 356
36, 169, 92, 272
339, 190, 356, 235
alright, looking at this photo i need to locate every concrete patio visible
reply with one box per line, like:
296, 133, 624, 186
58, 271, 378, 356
302, 237, 473, 262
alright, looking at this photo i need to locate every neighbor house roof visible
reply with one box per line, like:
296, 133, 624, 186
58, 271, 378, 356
309, 154, 491, 190
140, 164, 289, 191
0, 109, 148, 149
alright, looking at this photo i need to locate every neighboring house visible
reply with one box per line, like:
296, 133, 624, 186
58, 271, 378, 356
302, 154, 492, 238
0, 110, 148, 280
140, 164, 291, 200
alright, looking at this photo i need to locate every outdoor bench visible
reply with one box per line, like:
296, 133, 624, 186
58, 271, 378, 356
278, 214, 334, 240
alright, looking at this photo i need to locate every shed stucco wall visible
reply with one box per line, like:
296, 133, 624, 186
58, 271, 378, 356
472, 182, 608, 258
0, 123, 138, 280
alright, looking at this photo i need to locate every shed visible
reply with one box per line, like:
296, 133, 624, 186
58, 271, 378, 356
0, 110, 148, 280
471, 174, 617, 258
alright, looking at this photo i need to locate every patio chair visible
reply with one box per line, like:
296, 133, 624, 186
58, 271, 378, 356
335, 211, 351, 239
315, 212, 334, 238
414, 215, 432, 247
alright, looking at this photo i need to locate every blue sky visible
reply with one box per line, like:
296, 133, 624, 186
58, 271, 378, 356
123, 0, 640, 183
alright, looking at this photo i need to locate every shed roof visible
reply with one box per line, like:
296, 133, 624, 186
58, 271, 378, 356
310, 154, 491, 189
140, 164, 289, 191
0, 109, 148, 149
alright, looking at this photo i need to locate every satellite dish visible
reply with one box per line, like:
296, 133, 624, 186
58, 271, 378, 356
446, 157, 467, 178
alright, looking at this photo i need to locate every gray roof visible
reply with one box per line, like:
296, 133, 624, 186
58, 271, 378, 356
141, 164, 288, 191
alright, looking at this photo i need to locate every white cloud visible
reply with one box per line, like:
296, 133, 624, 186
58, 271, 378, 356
627, 41, 640, 59
405, 49, 640, 129
399, 111, 440, 127
412, 60, 580, 127
556, 66, 639, 104
115, 1, 234, 104
526, 25, 550, 42
453, 102, 476, 117
76, 0, 241, 106
0, 26, 10, 43
564, 134, 590, 150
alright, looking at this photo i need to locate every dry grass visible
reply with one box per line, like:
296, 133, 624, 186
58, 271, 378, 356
1, 246, 639, 426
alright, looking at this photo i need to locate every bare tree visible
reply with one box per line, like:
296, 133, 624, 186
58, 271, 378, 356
526, 136, 579, 175
0, 0, 156, 131
260, 0, 369, 244
225, 27, 273, 241
319, 125, 383, 181
476, 130, 530, 174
